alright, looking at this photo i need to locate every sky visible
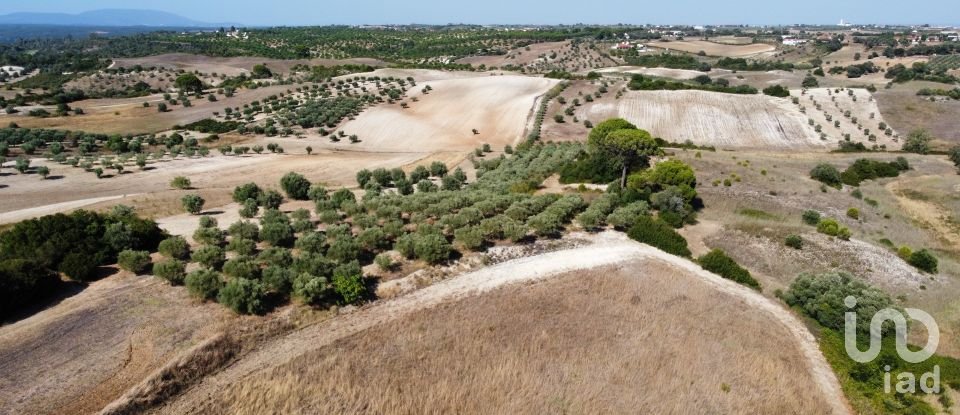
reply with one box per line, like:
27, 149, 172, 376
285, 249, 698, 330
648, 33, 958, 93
0, 0, 957, 27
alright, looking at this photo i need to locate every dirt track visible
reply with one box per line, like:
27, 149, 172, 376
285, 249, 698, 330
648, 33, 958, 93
154, 231, 849, 415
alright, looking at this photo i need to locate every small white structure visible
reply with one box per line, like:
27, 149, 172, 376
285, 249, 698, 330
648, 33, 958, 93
782, 36, 808, 46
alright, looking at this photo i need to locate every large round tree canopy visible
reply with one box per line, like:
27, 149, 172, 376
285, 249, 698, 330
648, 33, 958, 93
587, 118, 637, 149
602, 129, 658, 157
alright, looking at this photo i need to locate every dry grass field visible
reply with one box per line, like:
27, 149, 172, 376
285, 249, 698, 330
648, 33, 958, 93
142, 232, 844, 414
0, 272, 232, 415
206, 263, 835, 414
874, 81, 960, 145
645, 39, 775, 57
667, 148, 960, 356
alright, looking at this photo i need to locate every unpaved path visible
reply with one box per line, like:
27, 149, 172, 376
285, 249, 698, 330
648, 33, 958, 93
0, 195, 136, 225
158, 231, 849, 415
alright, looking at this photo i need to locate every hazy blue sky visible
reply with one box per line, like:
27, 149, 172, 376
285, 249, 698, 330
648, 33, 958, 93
0, 0, 956, 26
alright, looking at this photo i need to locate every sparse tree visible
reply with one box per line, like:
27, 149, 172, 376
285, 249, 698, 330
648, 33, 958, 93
181, 194, 205, 215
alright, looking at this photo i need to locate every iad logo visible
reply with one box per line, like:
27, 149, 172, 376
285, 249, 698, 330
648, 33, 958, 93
844, 296, 940, 394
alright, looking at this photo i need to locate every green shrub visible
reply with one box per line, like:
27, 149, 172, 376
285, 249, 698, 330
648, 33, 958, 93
357, 227, 388, 251
257, 247, 293, 267
697, 249, 760, 290
158, 236, 190, 260
181, 194, 205, 215
239, 198, 259, 218
846, 208, 860, 220
327, 236, 361, 263
784, 271, 893, 333
375, 253, 395, 271
394, 234, 417, 258
626, 216, 691, 257
606, 201, 650, 229
258, 190, 284, 210
801, 210, 821, 225
414, 234, 451, 264
117, 250, 152, 274
170, 176, 191, 189
222, 256, 260, 280
908, 249, 938, 273
810, 163, 842, 188
293, 272, 330, 305
153, 259, 186, 285
262, 265, 295, 294
260, 222, 294, 246
193, 226, 225, 246
332, 261, 365, 304
330, 188, 356, 209
218, 278, 267, 314
185, 269, 222, 300
280, 171, 311, 200
198, 216, 218, 229
228, 220, 259, 241
295, 232, 328, 254
192, 245, 226, 270
58, 253, 100, 281
817, 218, 842, 236
232, 182, 262, 203
454, 226, 486, 251
226, 238, 257, 256
785, 234, 803, 249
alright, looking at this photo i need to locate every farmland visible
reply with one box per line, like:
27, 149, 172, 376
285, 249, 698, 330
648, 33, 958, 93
644, 39, 776, 57
1, 17, 960, 415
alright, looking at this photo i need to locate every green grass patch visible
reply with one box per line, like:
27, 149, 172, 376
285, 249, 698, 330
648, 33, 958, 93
737, 208, 780, 221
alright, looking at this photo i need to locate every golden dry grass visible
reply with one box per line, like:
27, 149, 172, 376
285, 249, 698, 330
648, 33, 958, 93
203, 261, 834, 414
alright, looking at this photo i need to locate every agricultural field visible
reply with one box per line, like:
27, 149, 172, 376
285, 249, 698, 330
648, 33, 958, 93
644, 39, 776, 57
111, 53, 387, 77
874, 81, 960, 145
455, 40, 620, 73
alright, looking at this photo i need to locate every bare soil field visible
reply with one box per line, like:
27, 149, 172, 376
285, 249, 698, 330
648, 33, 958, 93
593, 65, 711, 80
112, 53, 386, 77
582, 90, 826, 149
0, 272, 232, 415
331, 75, 557, 152
645, 40, 775, 57
148, 231, 846, 414
874, 81, 960, 145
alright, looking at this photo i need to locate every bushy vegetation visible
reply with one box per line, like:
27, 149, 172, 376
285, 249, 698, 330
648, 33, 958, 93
784, 271, 894, 333
626, 215, 691, 257
839, 158, 909, 186
628, 74, 757, 95
697, 249, 760, 290
810, 163, 842, 188
0, 208, 164, 318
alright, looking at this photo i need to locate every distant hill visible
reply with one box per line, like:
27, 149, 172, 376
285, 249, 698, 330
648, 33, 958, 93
0, 9, 236, 27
